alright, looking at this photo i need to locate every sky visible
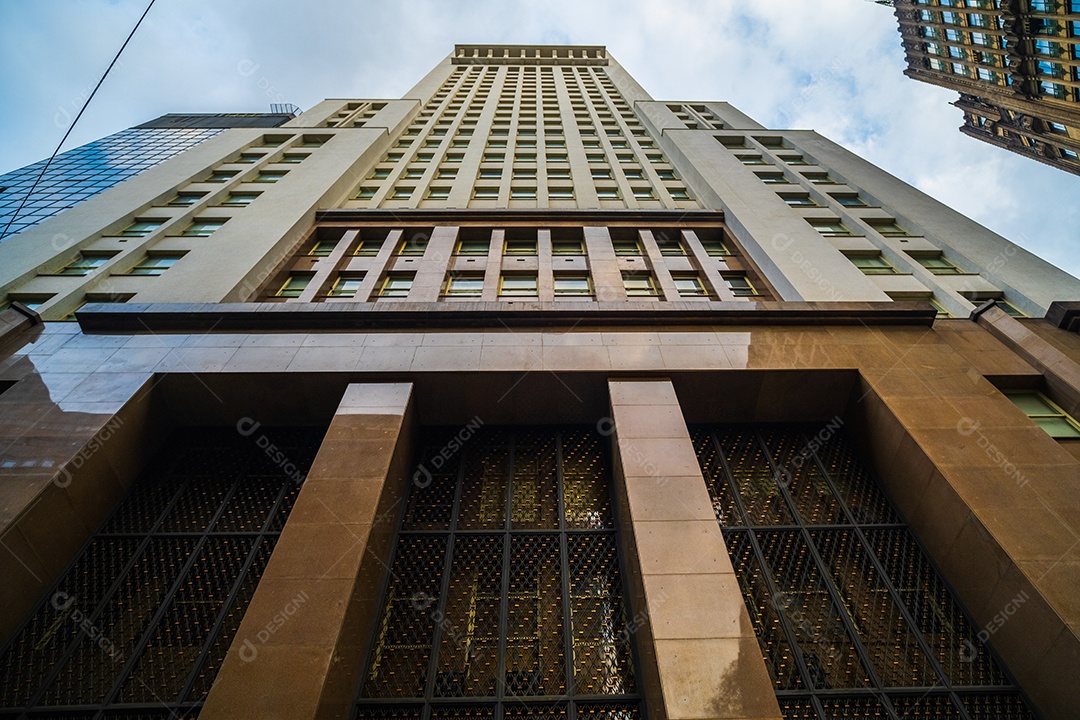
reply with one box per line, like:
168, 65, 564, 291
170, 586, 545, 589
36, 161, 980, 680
0, 0, 1077, 278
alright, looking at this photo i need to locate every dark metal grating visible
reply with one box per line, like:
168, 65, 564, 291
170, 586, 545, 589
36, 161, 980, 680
691, 425, 1040, 720
357, 428, 642, 720
0, 427, 323, 719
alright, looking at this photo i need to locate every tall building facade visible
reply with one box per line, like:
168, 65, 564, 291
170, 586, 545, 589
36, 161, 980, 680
893, 0, 1080, 174
0, 45, 1079, 720
0, 111, 297, 242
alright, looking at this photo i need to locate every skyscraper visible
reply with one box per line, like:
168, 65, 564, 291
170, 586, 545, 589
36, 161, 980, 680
0, 111, 298, 242
892, 0, 1080, 174
0, 44, 1078, 720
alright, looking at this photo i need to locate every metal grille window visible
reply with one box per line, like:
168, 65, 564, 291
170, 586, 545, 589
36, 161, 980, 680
356, 428, 641, 720
690, 425, 1039, 720
0, 427, 322, 719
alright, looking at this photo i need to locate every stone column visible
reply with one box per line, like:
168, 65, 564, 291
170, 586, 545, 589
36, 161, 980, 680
608, 379, 781, 720
201, 383, 416, 720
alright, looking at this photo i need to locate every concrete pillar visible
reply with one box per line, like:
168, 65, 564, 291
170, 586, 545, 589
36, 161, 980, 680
202, 383, 416, 720
607, 379, 781, 720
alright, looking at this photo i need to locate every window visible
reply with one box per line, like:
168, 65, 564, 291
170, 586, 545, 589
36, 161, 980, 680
398, 233, 429, 256
510, 187, 537, 199
356, 187, 378, 200
804, 172, 835, 184
737, 154, 768, 165
930, 298, 952, 319
622, 272, 658, 297
280, 153, 309, 164
58, 253, 113, 276
632, 187, 655, 200
612, 237, 642, 256
780, 155, 811, 166
166, 192, 206, 207
443, 274, 485, 297
474, 187, 500, 199
328, 275, 365, 298
254, 171, 287, 183
504, 237, 538, 255
848, 254, 897, 275
832, 194, 867, 207
597, 188, 621, 200
552, 237, 584, 255
654, 232, 686, 256
220, 191, 261, 207
436, 169, 458, 180
379, 273, 414, 297
722, 273, 758, 296
998, 300, 1027, 318
426, 187, 451, 200
478, 169, 502, 180
455, 236, 489, 255
353, 237, 383, 257
391, 187, 414, 200
554, 274, 592, 297
308, 240, 338, 257
757, 173, 790, 184
807, 219, 854, 236
235, 152, 264, 164
119, 219, 165, 237
868, 220, 911, 237
548, 187, 575, 200
592, 169, 612, 179
206, 170, 237, 183
499, 274, 538, 296
180, 219, 226, 237
128, 253, 184, 276
276, 274, 311, 298
1007, 391, 1080, 439
701, 236, 732, 256
914, 254, 962, 274
673, 273, 707, 297
781, 193, 818, 207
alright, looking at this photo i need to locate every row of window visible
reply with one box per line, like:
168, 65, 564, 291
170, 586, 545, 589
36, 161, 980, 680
305, 228, 733, 259
274, 269, 759, 301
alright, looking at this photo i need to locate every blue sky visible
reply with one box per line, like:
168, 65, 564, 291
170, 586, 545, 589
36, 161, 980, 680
1, 0, 1077, 277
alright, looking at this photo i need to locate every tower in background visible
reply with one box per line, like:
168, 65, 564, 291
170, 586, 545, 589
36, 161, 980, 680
893, 0, 1080, 174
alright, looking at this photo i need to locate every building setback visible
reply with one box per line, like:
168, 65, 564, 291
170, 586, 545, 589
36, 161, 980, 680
0, 44, 1079, 720
893, 0, 1080, 175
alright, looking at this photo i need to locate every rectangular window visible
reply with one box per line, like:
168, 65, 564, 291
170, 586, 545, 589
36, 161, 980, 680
398, 234, 428, 256
308, 240, 338, 257
426, 187, 451, 200
701, 237, 732, 256
549, 187, 575, 199
503, 237, 538, 255
254, 171, 287, 183
499, 274, 538, 296
119, 219, 165, 237
206, 170, 237, 183
597, 188, 621, 200
832, 194, 867, 207
1007, 391, 1080, 438
653, 233, 686, 255
914, 254, 962, 275
722, 272, 758, 296
280, 153, 309, 164
673, 273, 707, 297
780, 193, 817, 207
356, 187, 378, 200
807, 218, 853, 236
553, 274, 592, 297
353, 237, 383, 257
166, 192, 206, 207
220, 192, 261, 207
510, 187, 537, 199
868, 220, 912, 237
58, 253, 113, 276
552, 237, 584, 255
180, 219, 226, 237
478, 169, 502, 179
276, 274, 311, 298
444, 274, 485, 297
455, 236, 490, 255
128, 253, 183, 276
391, 187, 414, 199
622, 272, 658, 297
757, 173, 790, 184
328, 274, 365, 298
848, 254, 898, 275
379, 273, 414, 297
235, 152, 264, 164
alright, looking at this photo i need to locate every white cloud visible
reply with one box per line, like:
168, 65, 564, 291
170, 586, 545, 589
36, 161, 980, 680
0, 0, 1076, 277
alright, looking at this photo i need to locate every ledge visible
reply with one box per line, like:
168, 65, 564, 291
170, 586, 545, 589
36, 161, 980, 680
1047, 301, 1080, 333
76, 301, 936, 334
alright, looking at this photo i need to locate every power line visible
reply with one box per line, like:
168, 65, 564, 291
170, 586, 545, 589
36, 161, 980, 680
1, 0, 159, 240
